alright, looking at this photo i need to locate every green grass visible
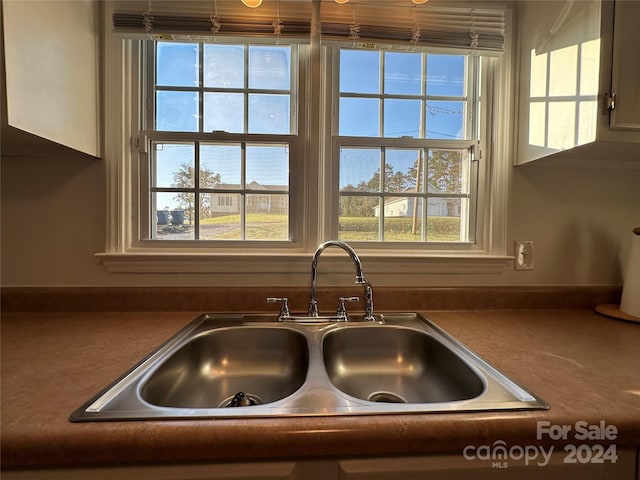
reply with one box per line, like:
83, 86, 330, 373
198, 214, 462, 242
200, 213, 288, 240
201, 213, 287, 225
339, 216, 462, 242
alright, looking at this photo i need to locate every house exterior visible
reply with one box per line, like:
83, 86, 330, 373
373, 197, 459, 218
373, 183, 461, 218
209, 181, 288, 216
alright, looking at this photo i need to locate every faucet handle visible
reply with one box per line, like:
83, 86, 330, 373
267, 297, 290, 320
337, 296, 359, 321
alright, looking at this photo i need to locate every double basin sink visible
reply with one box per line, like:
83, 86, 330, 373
71, 312, 547, 421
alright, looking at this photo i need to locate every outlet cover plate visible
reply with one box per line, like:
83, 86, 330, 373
514, 241, 534, 270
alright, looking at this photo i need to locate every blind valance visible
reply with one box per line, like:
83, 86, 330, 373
111, 0, 505, 54
111, 0, 312, 41
320, 1, 505, 54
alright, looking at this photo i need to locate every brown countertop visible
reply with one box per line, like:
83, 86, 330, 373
2, 309, 639, 469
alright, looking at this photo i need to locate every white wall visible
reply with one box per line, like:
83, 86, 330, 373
2, 0, 638, 288
1, 130, 638, 287
507, 164, 639, 286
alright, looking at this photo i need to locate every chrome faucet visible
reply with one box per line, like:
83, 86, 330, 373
308, 240, 375, 321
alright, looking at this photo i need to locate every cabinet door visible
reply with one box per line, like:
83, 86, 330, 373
609, 0, 640, 130
2, 0, 101, 157
514, 0, 604, 164
0, 461, 298, 480
338, 450, 637, 480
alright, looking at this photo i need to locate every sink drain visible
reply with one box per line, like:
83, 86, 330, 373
368, 391, 407, 404
219, 392, 263, 408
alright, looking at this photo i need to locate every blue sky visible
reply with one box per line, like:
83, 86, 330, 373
339, 49, 466, 139
153, 43, 468, 194
154, 143, 289, 190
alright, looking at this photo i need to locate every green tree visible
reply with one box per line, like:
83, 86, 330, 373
172, 163, 221, 222
386, 169, 408, 193
427, 150, 462, 193
340, 184, 377, 217
403, 149, 463, 194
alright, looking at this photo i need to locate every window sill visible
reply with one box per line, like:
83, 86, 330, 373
95, 251, 513, 275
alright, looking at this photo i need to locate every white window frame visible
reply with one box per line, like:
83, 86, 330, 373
325, 48, 480, 247
139, 39, 305, 244
97, 2, 513, 276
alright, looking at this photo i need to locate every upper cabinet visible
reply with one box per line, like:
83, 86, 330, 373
608, 0, 640, 131
515, 0, 640, 167
2, 0, 101, 158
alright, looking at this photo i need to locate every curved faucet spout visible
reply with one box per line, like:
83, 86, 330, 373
308, 240, 374, 321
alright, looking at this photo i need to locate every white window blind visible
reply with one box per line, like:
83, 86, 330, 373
111, 0, 312, 41
320, 1, 505, 54
111, 1, 504, 54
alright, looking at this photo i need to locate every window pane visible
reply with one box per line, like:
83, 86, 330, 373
153, 143, 195, 188
426, 55, 465, 97
529, 102, 546, 146
383, 198, 423, 242
339, 196, 379, 241
578, 101, 597, 145
246, 144, 289, 189
249, 46, 291, 90
204, 44, 244, 88
425, 100, 465, 139
246, 194, 289, 240
335, 46, 478, 245
427, 149, 468, 194
580, 39, 600, 96
248, 94, 290, 134
200, 144, 238, 188
548, 101, 576, 149
385, 149, 423, 193
200, 193, 242, 240
530, 50, 548, 97
156, 91, 198, 132
340, 148, 381, 192
154, 192, 195, 240
384, 99, 421, 138
384, 52, 422, 95
156, 42, 198, 87
427, 198, 463, 241
549, 45, 578, 97
204, 92, 244, 133
149, 41, 295, 243
339, 98, 380, 136
340, 49, 380, 94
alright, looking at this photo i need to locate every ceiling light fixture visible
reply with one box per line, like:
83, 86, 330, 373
241, 0, 262, 7
335, 0, 350, 3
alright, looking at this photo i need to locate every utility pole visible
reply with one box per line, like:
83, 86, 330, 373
412, 150, 422, 235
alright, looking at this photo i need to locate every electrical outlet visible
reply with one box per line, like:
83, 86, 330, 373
514, 241, 534, 270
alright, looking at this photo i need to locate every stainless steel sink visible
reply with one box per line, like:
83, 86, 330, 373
71, 313, 547, 421
323, 326, 485, 404
141, 327, 308, 408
